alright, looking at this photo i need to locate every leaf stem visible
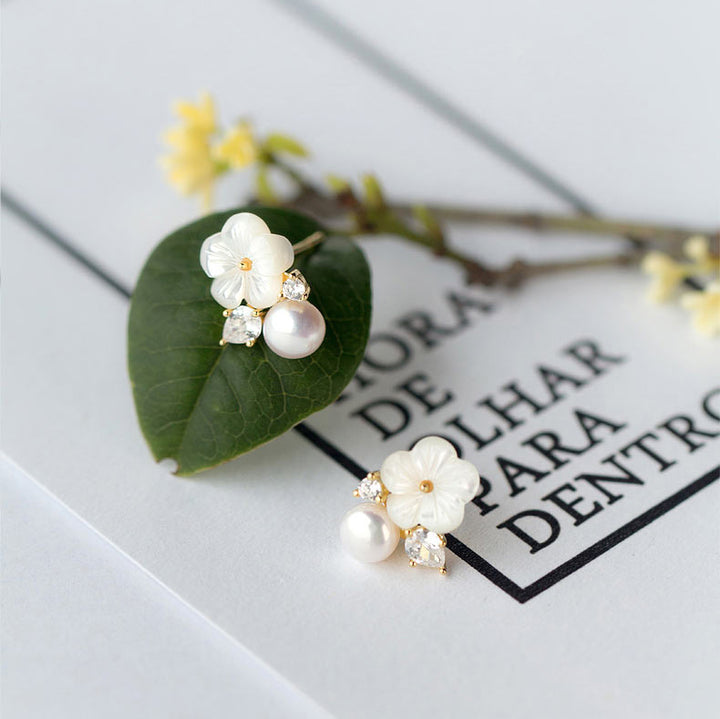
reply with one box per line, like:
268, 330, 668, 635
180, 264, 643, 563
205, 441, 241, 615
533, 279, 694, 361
259, 155, 717, 288
389, 203, 716, 247
293, 230, 326, 254
341, 213, 641, 287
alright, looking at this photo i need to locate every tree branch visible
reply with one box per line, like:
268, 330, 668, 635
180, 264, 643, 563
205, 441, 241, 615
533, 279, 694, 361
259, 156, 715, 288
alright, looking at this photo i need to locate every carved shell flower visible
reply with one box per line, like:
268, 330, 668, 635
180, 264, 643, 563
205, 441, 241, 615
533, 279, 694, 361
200, 212, 294, 309
382, 436, 480, 534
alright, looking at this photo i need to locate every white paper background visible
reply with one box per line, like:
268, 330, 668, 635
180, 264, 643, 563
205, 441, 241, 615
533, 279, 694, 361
3, 1, 720, 717
1, 458, 329, 719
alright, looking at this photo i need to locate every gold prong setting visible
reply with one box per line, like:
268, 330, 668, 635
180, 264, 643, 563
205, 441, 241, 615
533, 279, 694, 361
342, 437, 481, 577
354, 471, 389, 506
403, 525, 447, 574
220, 304, 263, 346
217, 269, 323, 357
280, 269, 311, 302
200, 214, 325, 358
346, 470, 449, 575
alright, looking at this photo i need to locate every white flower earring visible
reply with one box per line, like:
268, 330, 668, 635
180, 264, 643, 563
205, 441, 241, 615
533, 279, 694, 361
200, 212, 326, 357
340, 436, 480, 574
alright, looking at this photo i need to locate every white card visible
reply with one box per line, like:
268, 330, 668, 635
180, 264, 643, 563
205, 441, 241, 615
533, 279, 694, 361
312, 240, 720, 595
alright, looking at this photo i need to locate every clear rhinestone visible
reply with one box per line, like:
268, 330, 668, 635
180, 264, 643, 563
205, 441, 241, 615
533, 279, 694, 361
222, 305, 262, 344
356, 474, 385, 502
282, 271, 309, 301
405, 527, 446, 569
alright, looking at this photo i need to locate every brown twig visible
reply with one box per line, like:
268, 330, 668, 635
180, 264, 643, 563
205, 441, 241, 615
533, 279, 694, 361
388, 203, 716, 247
257, 156, 713, 288
292, 230, 325, 254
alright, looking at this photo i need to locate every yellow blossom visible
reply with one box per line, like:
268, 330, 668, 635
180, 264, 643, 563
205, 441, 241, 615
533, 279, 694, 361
681, 282, 720, 336
173, 92, 216, 135
641, 251, 687, 302
214, 122, 257, 169
162, 128, 217, 209
641, 235, 720, 303
684, 235, 710, 263
161, 93, 220, 210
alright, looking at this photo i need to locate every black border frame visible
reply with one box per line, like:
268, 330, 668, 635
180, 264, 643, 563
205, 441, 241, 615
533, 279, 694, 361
296, 424, 720, 603
5, 192, 719, 604
4, 2, 717, 602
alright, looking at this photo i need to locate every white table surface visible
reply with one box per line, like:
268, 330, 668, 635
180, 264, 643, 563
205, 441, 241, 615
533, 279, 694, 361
1, 458, 329, 719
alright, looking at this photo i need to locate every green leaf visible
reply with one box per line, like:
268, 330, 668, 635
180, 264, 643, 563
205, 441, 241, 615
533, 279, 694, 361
128, 207, 371, 476
263, 133, 309, 157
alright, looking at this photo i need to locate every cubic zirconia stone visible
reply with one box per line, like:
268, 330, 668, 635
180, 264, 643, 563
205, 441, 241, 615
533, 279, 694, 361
282, 271, 309, 301
356, 475, 385, 502
222, 305, 262, 344
404, 527, 446, 569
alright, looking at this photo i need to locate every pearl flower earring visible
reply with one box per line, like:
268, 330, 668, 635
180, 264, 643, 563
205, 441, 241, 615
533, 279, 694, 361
340, 436, 480, 574
199, 212, 326, 357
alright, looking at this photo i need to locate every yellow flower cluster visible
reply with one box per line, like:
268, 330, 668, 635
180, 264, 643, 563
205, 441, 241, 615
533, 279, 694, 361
215, 122, 257, 169
161, 93, 257, 210
642, 235, 720, 336
681, 282, 720, 336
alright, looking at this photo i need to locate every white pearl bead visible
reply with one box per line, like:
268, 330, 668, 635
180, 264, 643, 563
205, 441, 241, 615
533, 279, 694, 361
340, 504, 400, 563
263, 300, 326, 359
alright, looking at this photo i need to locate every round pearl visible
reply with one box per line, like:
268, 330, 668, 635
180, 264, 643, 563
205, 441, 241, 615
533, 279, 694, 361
263, 300, 326, 359
340, 504, 400, 563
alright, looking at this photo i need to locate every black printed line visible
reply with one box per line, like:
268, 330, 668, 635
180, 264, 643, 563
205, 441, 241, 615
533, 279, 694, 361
305, 430, 720, 604
7, 192, 720, 603
292, 423, 368, 478
290, 426, 532, 602
2, 187, 526, 600
449, 465, 720, 603
262, 3, 720, 602
3, 0, 714, 606
1, 191, 371, 475
444, 535, 526, 601
516, 464, 720, 602
272, 0, 595, 215
2, 188, 133, 299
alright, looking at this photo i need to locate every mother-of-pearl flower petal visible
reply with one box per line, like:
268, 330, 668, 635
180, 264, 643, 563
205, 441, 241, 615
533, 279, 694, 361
210, 269, 246, 309
200, 232, 239, 277
416, 490, 466, 534
409, 436, 458, 478
381, 436, 481, 533
433, 457, 480, 503
223, 212, 272, 242
387, 493, 424, 530
200, 212, 297, 310
245, 233, 294, 275
246, 272, 283, 311
381, 450, 421, 494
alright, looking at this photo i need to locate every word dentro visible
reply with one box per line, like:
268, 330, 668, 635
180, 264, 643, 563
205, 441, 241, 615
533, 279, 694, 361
491, 386, 719, 553
343, 318, 720, 554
